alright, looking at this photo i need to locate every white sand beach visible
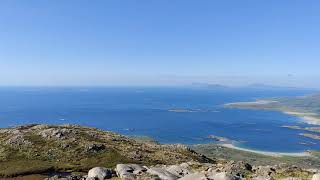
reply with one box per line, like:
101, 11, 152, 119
283, 111, 320, 125
221, 144, 311, 157
225, 100, 278, 106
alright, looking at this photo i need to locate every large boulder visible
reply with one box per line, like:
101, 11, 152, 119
147, 167, 179, 180
211, 172, 239, 180
88, 167, 113, 180
178, 172, 207, 180
116, 164, 147, 179
312, 174, 320, 180
166, 164, 190, 177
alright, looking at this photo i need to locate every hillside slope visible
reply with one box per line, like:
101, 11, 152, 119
0, 124, 210, 177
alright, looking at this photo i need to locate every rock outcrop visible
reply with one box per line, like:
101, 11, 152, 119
115, 164, 147, 179
38, 128, 74, 139
87, 167, 113, 180
48, 162, 317, 180
147, 167, 179, 180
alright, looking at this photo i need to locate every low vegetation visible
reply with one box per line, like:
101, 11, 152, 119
0, 124, 210, 178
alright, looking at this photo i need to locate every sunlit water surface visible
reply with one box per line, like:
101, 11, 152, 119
0, 87, 318, 152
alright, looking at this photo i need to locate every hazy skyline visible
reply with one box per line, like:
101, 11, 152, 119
0, 0, 319, 87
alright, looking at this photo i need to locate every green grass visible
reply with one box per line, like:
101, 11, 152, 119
0, 160, 53, 177
76, 150, 137, 171
0, 148, 136, 177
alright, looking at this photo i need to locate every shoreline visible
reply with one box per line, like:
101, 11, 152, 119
225, 100, 320, 125
283, 111, 320, 125
221, 143, 311, 157
224, 100, 278, 106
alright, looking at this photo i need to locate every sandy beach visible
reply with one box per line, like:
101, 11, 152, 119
283, 111, 320, 125
302, 116, 320, 125
221, 144, 311, 157
225, 100, 278, 106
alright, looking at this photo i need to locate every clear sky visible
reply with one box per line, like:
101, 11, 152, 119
0, 0, 319, 87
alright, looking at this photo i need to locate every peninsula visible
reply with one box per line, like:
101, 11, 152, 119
224, 93, 320, 125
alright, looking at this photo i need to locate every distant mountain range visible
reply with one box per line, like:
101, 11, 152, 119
190, 83, 317, 91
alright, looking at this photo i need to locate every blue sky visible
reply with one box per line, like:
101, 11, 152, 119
0, 0, 319, 87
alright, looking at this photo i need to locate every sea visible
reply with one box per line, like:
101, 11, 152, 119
0, 86, 319, 153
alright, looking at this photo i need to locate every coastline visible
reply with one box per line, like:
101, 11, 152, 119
224, 100, 278, 106
283, 111, 320, 125
225, 100, 320, 125
221, 143, 311, 157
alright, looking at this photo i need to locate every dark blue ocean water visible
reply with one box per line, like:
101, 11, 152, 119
0, 87, 319, 152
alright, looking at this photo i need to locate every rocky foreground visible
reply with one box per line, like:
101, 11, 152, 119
0, 124, 320, 180
45, 161, 320, 180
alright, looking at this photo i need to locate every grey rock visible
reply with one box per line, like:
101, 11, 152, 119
166, 164, 190, 177
85, 144, 106, 153
5, 134, 32, 147
0, 129, 8, 134
312, 174, 320, 180
211, 172, 239, 180
147, 167, 179, 180
253, 176, 274, 180
86, 178, 96, 180
165, 144, 192, 152
0, 129, 20, 134
39, 128, 72, 139
206, 171, 218, 179
88, 167, 113, 180
116, 164, 147, 179
178, 172, 208, 180
44, 175, 58, 180
65, 175, 83, 180
253, 166, 276, 178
